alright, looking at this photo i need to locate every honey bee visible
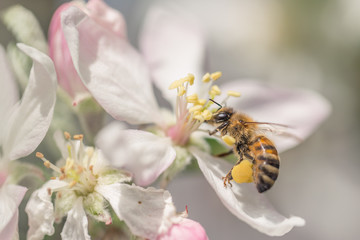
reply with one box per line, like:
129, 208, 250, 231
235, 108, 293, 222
207, 102, 282, 193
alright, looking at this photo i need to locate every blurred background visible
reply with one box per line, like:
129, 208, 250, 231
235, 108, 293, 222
1, 0, 359, 239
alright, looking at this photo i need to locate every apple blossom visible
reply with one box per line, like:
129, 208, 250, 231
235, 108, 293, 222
60, 2, 330, 236
48, 0, 127, 105
0, 43, 57, 240
157, 218, 209, 240
26, 132, 206, 240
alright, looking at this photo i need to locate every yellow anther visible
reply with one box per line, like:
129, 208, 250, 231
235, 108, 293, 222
202, 73, 211, 83
210, 85, 221, 96
36, 152, 44, 158
69, 180, 77, 188
189, 105, 203, 113
210, 71, 222, 81
64, 131, 71, 140
60, 167, 65, 174
169, 80, 182, 90
44, 161, 51, 168
194, 114, 205, 122
231, 160, 254, 184
202, 109, 212, 121
73, 134, 84, 140
89, 165, 94, 172
178, 86, 186, 96
59, 174, 65, 180
222, 135, 236, 146
227, 91, 241, 97
186, 93, 198, 103
197, 99, 207, 106
50, 176, 56, 180
187, 73, 195, 85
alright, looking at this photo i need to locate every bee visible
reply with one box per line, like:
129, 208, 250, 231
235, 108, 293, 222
207, 101, 282, 193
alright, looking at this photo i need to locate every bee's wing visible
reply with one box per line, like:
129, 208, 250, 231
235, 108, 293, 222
255, 123, 303, 143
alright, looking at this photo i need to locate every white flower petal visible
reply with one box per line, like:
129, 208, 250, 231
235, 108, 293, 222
96, 183, 177, 239
0, 45, 19, 125
26, 180, 67, 240
221, 80, 331, 152
61, 198, 90, 240
62, 6, 161, 125
0, 184, 27, 238
0, 207, 19, 240
2, 44, 57, 161
190, 147, 305, 236
140, 6, 206, 107
53, 130, 68, 159
86, 0, 127, 38
96, 123, 176, 186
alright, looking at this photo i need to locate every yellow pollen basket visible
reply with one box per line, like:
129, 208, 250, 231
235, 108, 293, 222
231, 160, 254, 184
222, 135, 236, 146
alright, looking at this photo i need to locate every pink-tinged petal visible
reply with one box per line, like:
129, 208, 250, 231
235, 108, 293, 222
140, 7, 206, 107
0, 171, 7, 187
61, 198, 90, 240
0, 184, 27, 238
2, 44, 57, 161
0, 207, 19, 240
190, 147, 305, 236
48, 2, 88, 103
157, 218, 209, 240
96, 122, 176, 186
86, 0, 127, 38
0, 45, 19, 127
221, 80, 331, 152
62, 7, 161, 125
26, 180, 67, 240
96, 183, 178, 239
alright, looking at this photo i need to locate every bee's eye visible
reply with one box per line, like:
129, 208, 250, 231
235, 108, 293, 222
215, 112, 230, 122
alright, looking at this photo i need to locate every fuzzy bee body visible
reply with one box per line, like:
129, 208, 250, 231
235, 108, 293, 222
249, 136, 280, 193
207, 107, 280, 193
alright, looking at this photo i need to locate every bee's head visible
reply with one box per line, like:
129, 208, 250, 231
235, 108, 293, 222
213, 107, 233, 123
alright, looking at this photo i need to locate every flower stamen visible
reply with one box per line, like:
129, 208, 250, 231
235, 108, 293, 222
167, 71, 226, 144
210, 71, 222, 81
36, 152, 62, 173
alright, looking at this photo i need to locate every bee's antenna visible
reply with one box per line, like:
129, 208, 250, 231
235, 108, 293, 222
209, 99, 222, 111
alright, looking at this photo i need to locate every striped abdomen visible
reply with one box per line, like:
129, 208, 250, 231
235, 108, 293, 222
249, 136, 280, 193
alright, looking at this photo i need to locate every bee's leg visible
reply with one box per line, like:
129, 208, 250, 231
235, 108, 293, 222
222, 151, 242, 188
208, 122, 229, 136
215, 149, 234, 157
222, 169, 233, 188
244, 153, 255, 163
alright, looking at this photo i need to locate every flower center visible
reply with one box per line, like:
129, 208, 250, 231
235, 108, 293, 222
36, 133, 98, 196
167, 71, 241, 146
